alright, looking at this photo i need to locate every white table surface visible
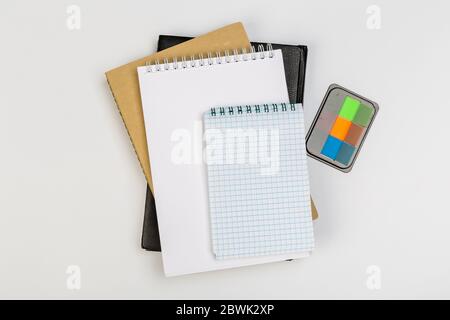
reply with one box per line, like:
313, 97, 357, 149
1, 0, 449, 299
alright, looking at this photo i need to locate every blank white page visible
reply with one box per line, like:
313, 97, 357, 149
138, 50, 309, 276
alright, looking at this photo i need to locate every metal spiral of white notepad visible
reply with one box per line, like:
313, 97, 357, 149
144, 44, 274, 73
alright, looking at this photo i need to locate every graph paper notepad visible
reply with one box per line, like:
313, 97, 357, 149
138, 47, 311, 276
204, 103, 314, 259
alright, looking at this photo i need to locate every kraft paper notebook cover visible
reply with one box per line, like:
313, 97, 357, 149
142, 37, 318, 251
105, 22, 250, 193
138, 47, 311, 276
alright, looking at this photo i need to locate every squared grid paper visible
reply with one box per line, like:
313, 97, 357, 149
204, 104, 314, 259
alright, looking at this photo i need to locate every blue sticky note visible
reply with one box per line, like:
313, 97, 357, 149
321, 135, 342, 160
336, 142, 355, 165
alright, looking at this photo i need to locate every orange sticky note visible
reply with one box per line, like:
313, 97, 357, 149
330, 116, 351, 140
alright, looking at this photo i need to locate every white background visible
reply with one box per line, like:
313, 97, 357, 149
1, 0, 449, 299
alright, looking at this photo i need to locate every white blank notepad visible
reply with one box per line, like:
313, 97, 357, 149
204, 104, 314, 259
138, 49, 310, 276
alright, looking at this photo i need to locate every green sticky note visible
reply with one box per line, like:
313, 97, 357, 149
353, 104, 374, 127
339, 96, 360, 121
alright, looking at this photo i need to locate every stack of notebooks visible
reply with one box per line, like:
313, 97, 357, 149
106, 22, 318, 277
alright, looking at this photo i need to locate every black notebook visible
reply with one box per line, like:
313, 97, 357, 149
141, 35, 309, 251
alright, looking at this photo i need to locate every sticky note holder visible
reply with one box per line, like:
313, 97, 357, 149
306, 84, 379, 172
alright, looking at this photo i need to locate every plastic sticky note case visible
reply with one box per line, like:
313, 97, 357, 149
306, 84, 379, 172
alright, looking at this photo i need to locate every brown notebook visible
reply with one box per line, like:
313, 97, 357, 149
105, 22, 251, 193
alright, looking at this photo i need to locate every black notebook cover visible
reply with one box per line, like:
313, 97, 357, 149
141, 35, 308, 251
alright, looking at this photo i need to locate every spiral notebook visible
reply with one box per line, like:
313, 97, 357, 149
138, 47, 310, 276
204, 104, 314, 259
141, 37, 319, 252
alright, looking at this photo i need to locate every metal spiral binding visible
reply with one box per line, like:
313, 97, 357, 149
209, 103, 297, 117
145, 44, 274, 73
